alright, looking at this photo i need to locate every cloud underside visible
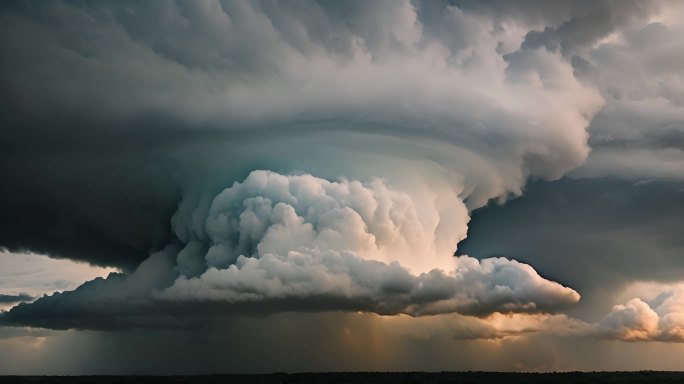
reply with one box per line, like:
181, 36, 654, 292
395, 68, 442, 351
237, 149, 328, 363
0, 294, 32, 305
0, 257, 579, 331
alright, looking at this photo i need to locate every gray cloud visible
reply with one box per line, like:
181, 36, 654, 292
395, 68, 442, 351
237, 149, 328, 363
518, 0, 659, 57
0, 0, 603, 271
0, 253, 579, 330
0, 294, 32, 304
570, 17, 684, 180
575, 285, 684, 342
460, 177, 684, 318
0, 250, 117, 313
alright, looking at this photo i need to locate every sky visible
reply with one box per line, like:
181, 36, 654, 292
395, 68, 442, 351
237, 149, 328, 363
1, 0, 684, 374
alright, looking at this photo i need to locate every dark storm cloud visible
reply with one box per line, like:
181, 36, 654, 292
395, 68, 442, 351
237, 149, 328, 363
2, 0, 684, 375
0, 293, 32, 304
0, 145, 181, 270
0, 0, 599, 269
459, 177, 684, 317
0, 0, 679, 336
569, 18, 684, 179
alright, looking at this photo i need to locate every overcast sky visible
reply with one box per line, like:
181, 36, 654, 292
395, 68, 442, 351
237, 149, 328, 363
1, 0, 684, 373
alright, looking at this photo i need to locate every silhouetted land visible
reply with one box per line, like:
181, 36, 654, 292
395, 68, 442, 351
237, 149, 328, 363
2, 371, 684, 384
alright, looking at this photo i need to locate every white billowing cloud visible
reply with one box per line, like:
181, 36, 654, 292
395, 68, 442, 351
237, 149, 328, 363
596, 298, 661, 341
162, 170, 578, 316
658, 289, 684, 341
182, 170, 465, 274
1, 171, 580, 329
161, 251, 580, 317
590, 285, 684, 342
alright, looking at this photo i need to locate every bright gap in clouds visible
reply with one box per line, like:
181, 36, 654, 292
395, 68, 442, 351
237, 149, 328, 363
0, 251, 118, 311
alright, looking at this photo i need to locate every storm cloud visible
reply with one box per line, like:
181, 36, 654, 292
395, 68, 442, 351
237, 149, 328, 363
2, 0, 684, 373
459, 177, 684, 318
0, 0, 605, 329
2, 171, 579, 330
0, 294, 32, 304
